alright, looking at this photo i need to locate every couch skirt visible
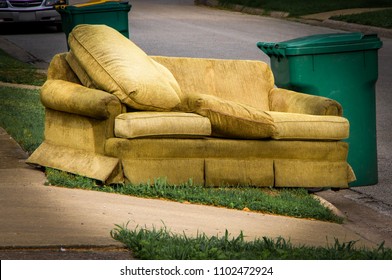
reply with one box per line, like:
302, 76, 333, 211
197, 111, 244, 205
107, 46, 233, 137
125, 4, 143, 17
104, 138, 355, 188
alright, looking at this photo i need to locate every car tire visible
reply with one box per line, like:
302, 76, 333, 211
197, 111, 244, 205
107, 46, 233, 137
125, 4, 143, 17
55, 23, 63, 32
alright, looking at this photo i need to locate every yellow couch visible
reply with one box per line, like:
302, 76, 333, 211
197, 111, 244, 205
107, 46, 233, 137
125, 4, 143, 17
27, 25, 356, 188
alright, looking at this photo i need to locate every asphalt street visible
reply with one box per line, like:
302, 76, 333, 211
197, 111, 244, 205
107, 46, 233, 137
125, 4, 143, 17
1, 0, 391, 213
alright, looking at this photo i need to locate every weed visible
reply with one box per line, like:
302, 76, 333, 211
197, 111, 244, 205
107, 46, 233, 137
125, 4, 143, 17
0, 87, 44, 153
111, 224, 392, 260
331, 9, 392, 29
0, 49, 46, 86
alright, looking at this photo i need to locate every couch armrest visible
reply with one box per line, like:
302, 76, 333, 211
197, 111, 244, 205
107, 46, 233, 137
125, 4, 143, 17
41, 79, 122, 119
269, 88, 343, 116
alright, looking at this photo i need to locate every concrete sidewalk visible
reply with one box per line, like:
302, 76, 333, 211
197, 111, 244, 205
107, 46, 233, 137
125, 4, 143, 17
301, 8, 389, 21
198, 1, 392, 39
0, 126, 387, 259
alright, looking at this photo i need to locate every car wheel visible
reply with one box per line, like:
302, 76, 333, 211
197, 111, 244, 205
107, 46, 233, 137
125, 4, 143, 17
55, 23, 63, 32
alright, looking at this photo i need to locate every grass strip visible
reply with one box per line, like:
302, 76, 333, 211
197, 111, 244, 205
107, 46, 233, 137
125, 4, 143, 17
0, 86, 44, 153
218, 0, 392, 16
0, 49, 46, 86
111, 225, 392, 260
45, 168, 343, 223
331, 9, 392, 29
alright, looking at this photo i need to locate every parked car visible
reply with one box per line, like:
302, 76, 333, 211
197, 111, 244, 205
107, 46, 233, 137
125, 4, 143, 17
0, 0, 63, 30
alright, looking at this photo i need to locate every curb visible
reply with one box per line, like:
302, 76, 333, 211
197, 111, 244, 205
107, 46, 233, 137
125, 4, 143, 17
0, 246, 134, 260
322, 19, 392, 38
312, 194, 346, 220
0, 81, 41, 90
195, 0, 392, 39
0, 36, 49, 69
195, 0, 289, 18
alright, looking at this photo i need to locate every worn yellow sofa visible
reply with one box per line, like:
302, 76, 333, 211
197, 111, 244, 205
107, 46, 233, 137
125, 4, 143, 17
27, 25, 356, 188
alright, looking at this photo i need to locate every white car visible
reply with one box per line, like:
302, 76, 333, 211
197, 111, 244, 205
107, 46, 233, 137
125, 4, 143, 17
0, 0, 62, 29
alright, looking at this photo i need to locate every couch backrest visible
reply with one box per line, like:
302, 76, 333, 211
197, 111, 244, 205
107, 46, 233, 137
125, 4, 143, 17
151, 56, 274, 111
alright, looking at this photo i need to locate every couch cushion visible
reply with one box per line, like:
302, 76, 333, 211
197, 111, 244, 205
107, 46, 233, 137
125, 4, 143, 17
266, 111, 349, 140
65, 51, 97, 89
68, 24, 181, 111
186, 93, 276, 139
114, 112, 212, 138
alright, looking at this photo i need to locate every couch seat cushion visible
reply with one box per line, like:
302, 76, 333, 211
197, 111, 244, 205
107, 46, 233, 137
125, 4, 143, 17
114, 112, 212, 139
266, 111, 349, 140
186, 93, 276, 139
67, 24, 181, 111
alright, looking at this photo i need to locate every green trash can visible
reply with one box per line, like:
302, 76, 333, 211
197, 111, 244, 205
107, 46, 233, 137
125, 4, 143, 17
57, 1, 131, 47
257, 33, 383, 187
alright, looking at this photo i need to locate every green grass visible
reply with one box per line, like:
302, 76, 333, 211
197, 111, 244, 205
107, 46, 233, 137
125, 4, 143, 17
0, 49, 45, 153
331, 9, 392, 29
0, 49, 46, 86
0, 86, 44, 153
218, 0, 392, 16
45, 168, 343, 223
111, 225, 392, 260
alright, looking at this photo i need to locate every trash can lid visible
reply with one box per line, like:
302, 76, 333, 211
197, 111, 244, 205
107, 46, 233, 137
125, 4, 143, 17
257, 32, 383, 57
72, 0, 124, 8
56, 0, 130, 12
